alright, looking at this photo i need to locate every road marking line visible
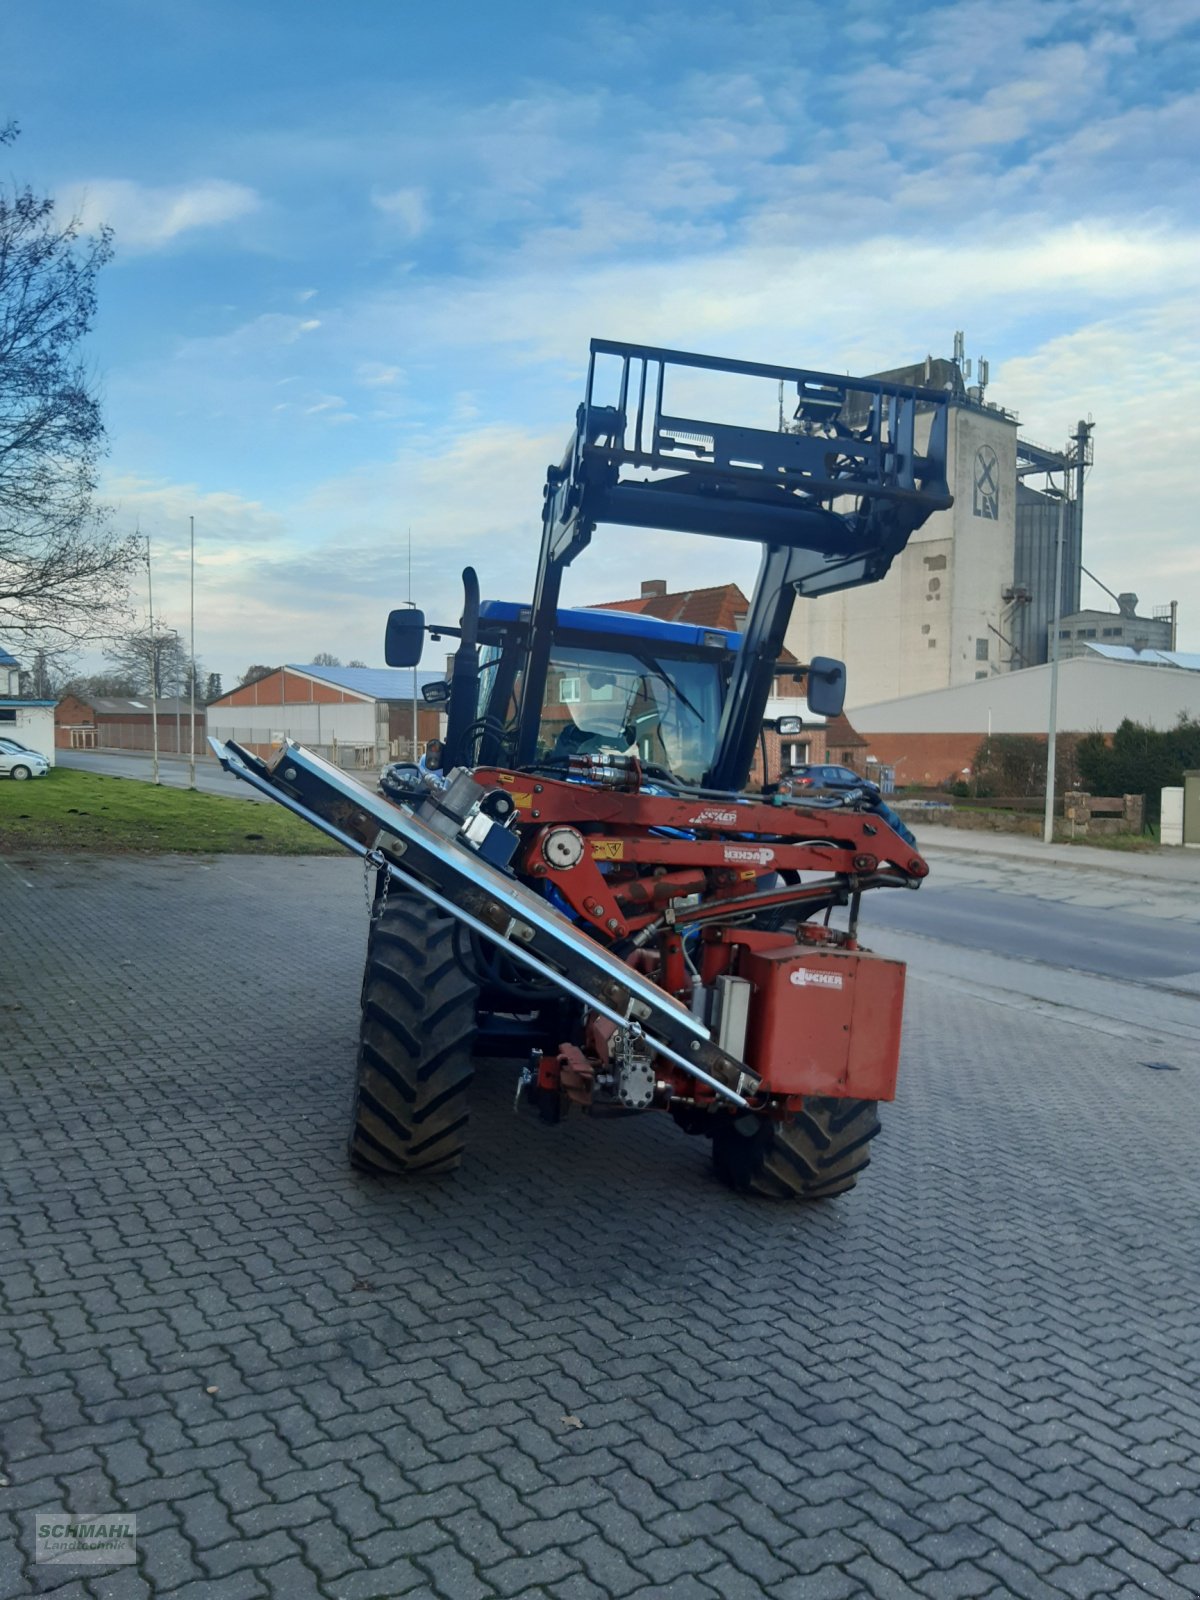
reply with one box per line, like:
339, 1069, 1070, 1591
0, 856, 35, 888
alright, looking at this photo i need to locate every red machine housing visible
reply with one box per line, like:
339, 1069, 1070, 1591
730, 937, 905, 1101
471, 764, 920, 1113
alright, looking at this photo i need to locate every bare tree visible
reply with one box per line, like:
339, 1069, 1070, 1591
203, 671, 223, 702
0, 122, 139, 646
239, 663, 274, 686
59, 670, 141, 699
105, 625, 188, 697
310, 651, 342, 666
18, 643, 76, 698
346, 658, 367, 669
181, 658, 208, 704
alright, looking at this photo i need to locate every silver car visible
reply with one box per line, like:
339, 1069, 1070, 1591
0, 737, 50, 779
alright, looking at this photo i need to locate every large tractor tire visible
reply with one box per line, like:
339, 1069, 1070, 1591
350, 891, 477, 1175
712, 1097, 880, 1200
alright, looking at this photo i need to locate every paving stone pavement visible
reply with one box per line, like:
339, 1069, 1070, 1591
1, 852, 1198, 1600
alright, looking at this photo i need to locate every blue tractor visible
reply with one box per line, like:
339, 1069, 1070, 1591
214, 340, 950, 1199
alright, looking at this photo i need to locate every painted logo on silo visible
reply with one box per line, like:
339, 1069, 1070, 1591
973, 445, 999, 520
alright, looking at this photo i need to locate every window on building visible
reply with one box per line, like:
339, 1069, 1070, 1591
1059, 629, 1070, 640
1102, 627, 1117, 637
975, 638, 989, 661
928, 638, 937, 649
1076, 629, 1088, 638
0, 709, 15, 723
1085, 628, 1097, 638
558, 677, 580, 704
976, 671, 987, 680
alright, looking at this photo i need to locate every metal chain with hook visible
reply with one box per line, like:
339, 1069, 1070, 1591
363, 847, 391, 922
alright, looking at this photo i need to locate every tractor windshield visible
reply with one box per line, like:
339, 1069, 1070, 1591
535, 645, 724, 785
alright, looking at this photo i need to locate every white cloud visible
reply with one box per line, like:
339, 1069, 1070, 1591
62, 177, 260, 250
103, 473, 286, 546
371, 185, 428, 238
356, 361, 403, 388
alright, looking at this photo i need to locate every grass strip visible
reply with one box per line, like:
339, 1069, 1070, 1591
0, 767, 343, 855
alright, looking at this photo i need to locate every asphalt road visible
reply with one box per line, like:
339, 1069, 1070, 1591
58, 747, 271, 801
854, 848, 1200, 1054
858, 866, 1200, 985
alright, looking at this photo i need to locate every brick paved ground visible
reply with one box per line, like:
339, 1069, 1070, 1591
1, 853, 1198, 1600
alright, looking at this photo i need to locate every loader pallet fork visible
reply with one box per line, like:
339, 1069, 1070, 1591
526, 340, 951, 790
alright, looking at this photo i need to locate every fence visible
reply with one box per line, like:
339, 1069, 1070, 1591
902, 791, 1147, 837
91, 717, 206, 756
197, 728, 433, 771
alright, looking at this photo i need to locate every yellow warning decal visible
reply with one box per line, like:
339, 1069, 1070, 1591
591, 839, 624, 861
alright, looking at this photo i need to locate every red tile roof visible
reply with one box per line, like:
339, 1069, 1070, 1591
592, 583, 750, 632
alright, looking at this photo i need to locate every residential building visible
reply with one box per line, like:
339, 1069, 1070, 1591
0, 645, 56, 762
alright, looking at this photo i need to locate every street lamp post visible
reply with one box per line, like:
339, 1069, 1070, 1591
188, 515, 197, 789
1043, 453, 1071, 844
145, 534, 161, 785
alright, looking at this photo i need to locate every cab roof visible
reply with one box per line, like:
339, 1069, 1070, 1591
479, 599, 741, 652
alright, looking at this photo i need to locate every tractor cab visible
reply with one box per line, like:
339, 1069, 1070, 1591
459, 601, 739, 787
389, 595, 846, 793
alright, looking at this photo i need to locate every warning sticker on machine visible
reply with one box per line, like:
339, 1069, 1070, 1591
789, 969, 845, 989
591, 839, 624, 861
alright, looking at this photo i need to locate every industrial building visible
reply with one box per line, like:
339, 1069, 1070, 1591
851, 653, 1200, 788
1055, 595, 1176, 660
206, 663, 444, 766
783, 336, 1176, 711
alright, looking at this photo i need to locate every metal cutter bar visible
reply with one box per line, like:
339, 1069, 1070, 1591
209, 738, 758, 1107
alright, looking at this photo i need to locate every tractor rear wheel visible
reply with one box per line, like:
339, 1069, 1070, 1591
350, 890, 477, 1175
712, 1097, 880, 1200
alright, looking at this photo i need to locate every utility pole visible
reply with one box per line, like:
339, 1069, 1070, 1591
408, 525, 417, 762
1042, 451, 1070, 844
188, 515, 197, 788
145, 533, 161, 785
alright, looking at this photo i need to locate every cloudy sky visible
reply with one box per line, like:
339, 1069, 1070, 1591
4, 0, 1198, 680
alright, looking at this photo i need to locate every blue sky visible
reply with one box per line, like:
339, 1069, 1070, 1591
4, 0, 1199, 678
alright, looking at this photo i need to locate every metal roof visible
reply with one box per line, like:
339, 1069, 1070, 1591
288, 664, 447, 700
0, 645, 18, 666
81, 696, 200, 715
1084, 643, 1200, 672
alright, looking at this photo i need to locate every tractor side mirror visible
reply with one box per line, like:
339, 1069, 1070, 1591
385, 608, 425, 667
806, 656, 847, 718
421, 680, 450, 705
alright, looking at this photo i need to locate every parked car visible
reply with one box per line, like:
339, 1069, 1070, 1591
0, 737, 50, 780
779, 762, 917, 849
781, 762, 883, 800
